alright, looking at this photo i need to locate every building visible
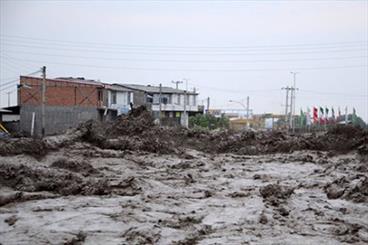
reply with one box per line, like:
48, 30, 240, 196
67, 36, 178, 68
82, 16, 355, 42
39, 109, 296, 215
0, 106, 20, 134
115, 84, 199, 126
103, 84, 134, 116
7, 76, 200, 136
18, 76, 107, 136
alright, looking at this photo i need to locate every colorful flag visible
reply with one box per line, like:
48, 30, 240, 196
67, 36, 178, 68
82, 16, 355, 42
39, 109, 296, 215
313, 107, 318, 123
319, 107, 324, 124
325, 107, 329, 124
306, 108, 312, 126
300, 109, 306, 127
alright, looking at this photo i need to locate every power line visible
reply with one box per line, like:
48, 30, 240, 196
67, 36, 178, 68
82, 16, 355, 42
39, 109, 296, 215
1, 55, 366, 72
1, 41, 366, 56
1, 34, 366, 50
1, 49, 366, 64
0, 69, 41, 87
299, 89, 368, 97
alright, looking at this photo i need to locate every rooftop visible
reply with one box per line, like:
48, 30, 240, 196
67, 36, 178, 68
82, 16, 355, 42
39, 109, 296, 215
115, 83, 198, 94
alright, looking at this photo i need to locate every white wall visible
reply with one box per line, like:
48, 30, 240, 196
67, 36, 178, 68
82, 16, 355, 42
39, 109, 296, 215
108, 90, 133, 115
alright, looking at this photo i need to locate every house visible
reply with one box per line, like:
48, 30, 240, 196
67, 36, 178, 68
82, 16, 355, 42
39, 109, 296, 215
18, 76, 107, 136
13, 75, 200, 136
115, 84, 199, 126
103, 84, 134, 116
0, 106, 20, 134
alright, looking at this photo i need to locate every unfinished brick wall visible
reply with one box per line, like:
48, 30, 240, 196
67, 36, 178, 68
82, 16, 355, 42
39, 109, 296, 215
18, 76, 104, 107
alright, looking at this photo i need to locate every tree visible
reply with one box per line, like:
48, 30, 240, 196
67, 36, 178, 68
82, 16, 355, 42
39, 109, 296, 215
189, 114, 229, 129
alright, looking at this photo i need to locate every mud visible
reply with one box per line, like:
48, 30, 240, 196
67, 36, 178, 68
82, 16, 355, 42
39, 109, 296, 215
0, 138, 47, 158
75, 106, 368, 156
1, 107, 367, 158
0, 148, 367, 244
0, 107, 367, 244
0, 162, 109, 196
50, 158, 99, 176
325, 175, 368, 203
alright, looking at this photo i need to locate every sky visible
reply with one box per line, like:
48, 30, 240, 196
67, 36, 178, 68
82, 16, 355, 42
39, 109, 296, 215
0, 0, 367, 121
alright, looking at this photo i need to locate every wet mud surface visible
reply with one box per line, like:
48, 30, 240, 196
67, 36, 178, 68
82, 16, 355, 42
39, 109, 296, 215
0, 147, 367, 244
0, 108, 367, 244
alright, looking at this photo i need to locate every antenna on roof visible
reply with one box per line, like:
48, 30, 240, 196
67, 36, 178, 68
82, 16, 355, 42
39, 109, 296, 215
171, 80, 183, 90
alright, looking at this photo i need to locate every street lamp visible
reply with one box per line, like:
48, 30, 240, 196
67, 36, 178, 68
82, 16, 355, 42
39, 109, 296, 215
229, 100, 247, 118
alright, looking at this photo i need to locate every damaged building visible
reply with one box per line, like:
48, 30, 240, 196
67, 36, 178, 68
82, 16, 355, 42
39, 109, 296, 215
115, 83, 199, 126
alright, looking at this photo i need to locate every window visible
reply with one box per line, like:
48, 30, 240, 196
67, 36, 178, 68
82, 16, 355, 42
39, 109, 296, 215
176, 94, 180, 105
111, 91, 117, 104
98, 90, 103, 101
186, 94, 190, 105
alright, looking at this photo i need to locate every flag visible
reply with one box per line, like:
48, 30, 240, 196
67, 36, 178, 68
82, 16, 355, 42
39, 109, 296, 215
331, 107, 335, 120
300, 109, 306, 127
338, 106, 341, 117
325, 107, 329, 124
345, 106, 348, 124
313, 107, 318, 123
319, 107, 324, 124
306, 108, 312, 126
352, 108, 357, 125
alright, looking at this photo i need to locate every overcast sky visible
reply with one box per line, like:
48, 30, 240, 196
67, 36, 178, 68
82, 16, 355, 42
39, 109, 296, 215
0, 0, 367, 120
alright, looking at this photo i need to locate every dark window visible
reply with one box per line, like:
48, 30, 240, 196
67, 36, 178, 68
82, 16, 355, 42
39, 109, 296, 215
111, 91, 117, 104
98, 90, 103, 101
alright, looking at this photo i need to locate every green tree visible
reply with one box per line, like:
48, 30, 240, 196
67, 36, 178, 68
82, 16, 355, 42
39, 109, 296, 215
189, 114, 229, 130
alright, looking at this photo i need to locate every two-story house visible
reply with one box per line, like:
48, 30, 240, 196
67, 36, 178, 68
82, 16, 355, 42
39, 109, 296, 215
104, 84, 134, 116
114, 84, 199, 126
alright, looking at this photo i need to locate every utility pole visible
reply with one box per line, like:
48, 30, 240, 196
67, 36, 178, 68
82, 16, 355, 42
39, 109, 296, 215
41, 66, 46, 137
206, 97, 210, 114
182, 78, 189, 128
159, 83, 162, 126
172, 80, 183, 90
290, 72, 299, 132
282, 86, 291, 127
246, 96, 250, 119
6, 91, 12, 107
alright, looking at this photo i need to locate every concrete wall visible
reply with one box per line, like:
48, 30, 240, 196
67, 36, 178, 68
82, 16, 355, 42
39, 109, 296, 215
20, 105, 99, 136
132, 91, 146, 106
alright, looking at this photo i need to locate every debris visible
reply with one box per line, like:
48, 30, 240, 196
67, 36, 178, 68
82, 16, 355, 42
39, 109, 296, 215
259, 184, 294, 206
4, 215, 17, 226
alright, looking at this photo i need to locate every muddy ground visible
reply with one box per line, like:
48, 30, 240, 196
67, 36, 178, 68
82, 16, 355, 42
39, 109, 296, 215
0, 109, 367, 244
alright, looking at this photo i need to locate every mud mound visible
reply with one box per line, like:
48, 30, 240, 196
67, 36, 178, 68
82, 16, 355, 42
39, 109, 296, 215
324, 175, 368, 203
0, 138, 47, 158
327, 125, 367, 138
73, 106, 368, 156
0, 162, 108, 196
107, 105, 154, 137
260, 184, 295, 206
191, 126, 368, 155
50, 158, 99, 175
78, 106, 176, 154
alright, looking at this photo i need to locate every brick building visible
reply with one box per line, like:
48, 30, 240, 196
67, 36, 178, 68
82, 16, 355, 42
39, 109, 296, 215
19, 76, 104, 107
18, 76, 105, 136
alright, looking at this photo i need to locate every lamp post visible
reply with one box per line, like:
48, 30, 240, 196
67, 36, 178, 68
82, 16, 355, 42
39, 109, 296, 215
229, 99, 250, 119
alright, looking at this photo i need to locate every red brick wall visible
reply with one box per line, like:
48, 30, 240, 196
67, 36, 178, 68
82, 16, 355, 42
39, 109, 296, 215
19, 76, 103, 107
